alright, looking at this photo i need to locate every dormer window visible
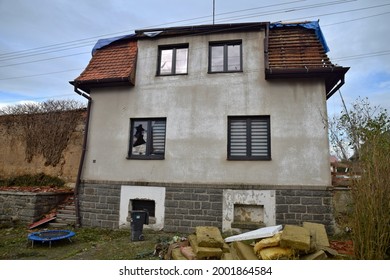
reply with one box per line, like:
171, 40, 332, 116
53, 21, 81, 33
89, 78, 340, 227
157, 44, 188, 75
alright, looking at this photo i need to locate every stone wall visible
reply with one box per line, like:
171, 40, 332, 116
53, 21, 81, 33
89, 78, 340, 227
164, 187, 223, 233
275, 190, 334, 234
78, 183, 121, 229
0, 191, 72, 225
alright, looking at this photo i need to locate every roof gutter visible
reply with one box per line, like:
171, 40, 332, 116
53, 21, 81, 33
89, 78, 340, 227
73, 84, 92, 227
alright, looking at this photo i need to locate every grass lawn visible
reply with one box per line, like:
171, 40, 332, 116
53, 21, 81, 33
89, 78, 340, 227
0, 225, 176, 260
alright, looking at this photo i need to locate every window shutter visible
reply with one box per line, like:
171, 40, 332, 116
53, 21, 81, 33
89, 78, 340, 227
151, 121, 166, 154
230, 119, 248, 157
228, 116, 270, 160
250, 119, 269, 157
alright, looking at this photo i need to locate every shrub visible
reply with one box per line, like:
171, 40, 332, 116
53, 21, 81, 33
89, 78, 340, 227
0, 173, 65, 187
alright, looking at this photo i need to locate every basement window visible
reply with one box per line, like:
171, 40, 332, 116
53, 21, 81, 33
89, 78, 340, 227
131, 199, 155, 217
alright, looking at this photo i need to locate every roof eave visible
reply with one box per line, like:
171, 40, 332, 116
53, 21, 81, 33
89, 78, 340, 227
135, 22, 268, 39
265, 66, 350, 99
70, 77, 135, 93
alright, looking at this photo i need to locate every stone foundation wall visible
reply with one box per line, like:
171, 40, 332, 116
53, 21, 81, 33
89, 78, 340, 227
275, 189, 334, 234
77, 182, 336, 234
164, 187, 223, 233
0, 191, 72, 224
78, 183, 121, 229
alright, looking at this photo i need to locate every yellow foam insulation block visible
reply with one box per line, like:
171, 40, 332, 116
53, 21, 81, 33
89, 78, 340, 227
233, 242, 259, 260
280, 225, 310, 252
172, 248, 188, 260
259, 246, 295, 260
302, 222, 330, 247
196, 226, 224, 248
253, 232, 282, 256
188, 234, 223, 259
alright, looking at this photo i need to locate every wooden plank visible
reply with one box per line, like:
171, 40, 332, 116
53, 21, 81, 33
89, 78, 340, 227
29, 214, 56, 229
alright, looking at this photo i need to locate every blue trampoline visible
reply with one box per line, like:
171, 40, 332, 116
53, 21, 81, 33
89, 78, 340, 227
28, 230, 75, 248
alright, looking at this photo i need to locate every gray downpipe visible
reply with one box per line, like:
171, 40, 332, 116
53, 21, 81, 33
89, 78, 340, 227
74, 86, 91, 227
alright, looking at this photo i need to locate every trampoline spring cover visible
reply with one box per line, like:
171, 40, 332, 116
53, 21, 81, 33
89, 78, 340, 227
28, 230, 75, 242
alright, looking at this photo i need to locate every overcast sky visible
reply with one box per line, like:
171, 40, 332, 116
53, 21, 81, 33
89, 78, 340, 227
1, 0, 389, 117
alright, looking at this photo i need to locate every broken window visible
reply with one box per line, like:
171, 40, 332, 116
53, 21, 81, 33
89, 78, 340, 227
209, 41, 242, 73
228, 116, 271, 160
128, 118, 166, 159
158, 44, 188, 75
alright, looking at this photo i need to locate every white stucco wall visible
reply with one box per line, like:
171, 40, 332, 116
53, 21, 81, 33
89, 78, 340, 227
82, 30, 331, 186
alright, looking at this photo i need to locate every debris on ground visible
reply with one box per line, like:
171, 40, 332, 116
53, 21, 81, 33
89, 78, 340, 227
163, 223, 351, 260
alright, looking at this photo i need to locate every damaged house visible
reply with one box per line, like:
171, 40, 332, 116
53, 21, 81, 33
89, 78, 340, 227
70, 21, 348, 234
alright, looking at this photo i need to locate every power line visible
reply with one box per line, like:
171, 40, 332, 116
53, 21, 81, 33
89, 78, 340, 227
0, 0, 352, 61
0, 52, 89, 68
1, 0, 389, 79
0, 0, 370, 68
0, 68, 84, 81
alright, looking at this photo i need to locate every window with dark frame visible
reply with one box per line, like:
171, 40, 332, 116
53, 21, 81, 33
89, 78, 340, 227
209, 41, 242, 73
157, 44, 188, 75
128, 118, 166, 159
228, 116, 271, 160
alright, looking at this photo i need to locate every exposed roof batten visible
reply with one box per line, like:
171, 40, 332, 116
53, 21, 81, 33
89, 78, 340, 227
265, 21, 349, 99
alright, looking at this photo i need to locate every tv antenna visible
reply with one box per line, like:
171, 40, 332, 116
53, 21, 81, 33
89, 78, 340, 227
213, 0, 215, 24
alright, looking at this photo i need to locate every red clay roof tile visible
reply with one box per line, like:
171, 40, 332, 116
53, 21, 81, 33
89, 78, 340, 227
73, 40, 137, 90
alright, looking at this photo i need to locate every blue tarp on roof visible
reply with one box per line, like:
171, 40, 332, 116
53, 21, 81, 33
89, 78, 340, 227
92, 34, 136, 55
270, 21, 330, 53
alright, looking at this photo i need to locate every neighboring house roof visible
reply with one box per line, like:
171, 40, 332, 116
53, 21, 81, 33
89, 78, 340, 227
264, 21, 349, 99
70, 21, 348, 97
71, 40, 137, 93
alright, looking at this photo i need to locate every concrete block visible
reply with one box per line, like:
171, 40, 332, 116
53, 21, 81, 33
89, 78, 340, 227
280, 225, 310, 252
303, 222, 330, 247
189, 234, 223, 259
196, 226, 224, 248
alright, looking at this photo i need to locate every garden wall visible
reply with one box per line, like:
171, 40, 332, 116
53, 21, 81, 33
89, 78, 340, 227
0, 191, 72, 225
0, 109, 86, 184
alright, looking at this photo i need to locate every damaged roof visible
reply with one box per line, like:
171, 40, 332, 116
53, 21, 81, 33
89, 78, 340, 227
265, 21, 349, 99
70, 21, 348, 98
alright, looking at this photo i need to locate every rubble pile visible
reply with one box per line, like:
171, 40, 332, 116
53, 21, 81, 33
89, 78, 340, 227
165, 222, 339, 260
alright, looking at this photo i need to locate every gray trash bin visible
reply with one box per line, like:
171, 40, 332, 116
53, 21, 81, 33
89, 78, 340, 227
130, 210, 149, 241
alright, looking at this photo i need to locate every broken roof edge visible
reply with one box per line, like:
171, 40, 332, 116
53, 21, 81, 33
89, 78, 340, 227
135, 21, 268, 36
91, 22, 269, 55
91, 21, 327, 56
270, 20, 330, 53
92, 34, 137, 55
